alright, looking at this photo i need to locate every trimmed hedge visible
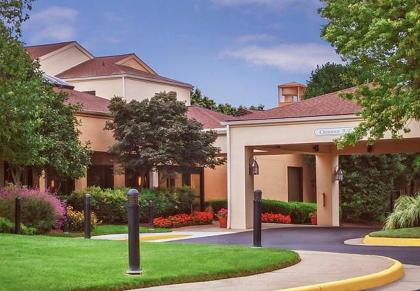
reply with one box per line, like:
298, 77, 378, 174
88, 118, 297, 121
207, 199, 316, 224
64, 186, 195, 223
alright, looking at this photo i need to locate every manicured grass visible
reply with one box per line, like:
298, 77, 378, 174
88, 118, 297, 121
49, 224, 171, 237
94, 224, 171, 235
0, 234, 299, 290
369, 227, 420, 238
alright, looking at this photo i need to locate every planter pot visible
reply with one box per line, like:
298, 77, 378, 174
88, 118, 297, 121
310, 216, 317, 225
218, 217, 227, 228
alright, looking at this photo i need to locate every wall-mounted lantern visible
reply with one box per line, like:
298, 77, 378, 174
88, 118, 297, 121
334, 168, 344, 182
137, 176, 142, 187
249, 158, 259, 176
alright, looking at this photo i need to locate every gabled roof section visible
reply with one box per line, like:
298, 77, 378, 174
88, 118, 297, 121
25, 41, 94, 60
56, 53, 192, 88
187, 106, 231, 129
228, 87, 361, 122
115, 54, 156, 75
25, 41, 75, 59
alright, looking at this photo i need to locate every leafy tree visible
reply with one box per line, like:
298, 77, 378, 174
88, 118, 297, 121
340, 154, 405, 222
0, 0, 32, 36
304, 62, 369, 99
106, 92, 224, 177
0, 0, 90, 184
40, 91, 91, 183
191, 87, 264, 116
321, 0, 420, 146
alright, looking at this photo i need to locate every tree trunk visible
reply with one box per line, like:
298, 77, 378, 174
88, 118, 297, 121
10, 165, 23, 186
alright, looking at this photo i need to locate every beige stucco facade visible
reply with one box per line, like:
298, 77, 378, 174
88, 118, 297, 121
226, 116, 420, 229
254, 154, 315, 202
37, 43, 93, 76
34, 42, 192, 105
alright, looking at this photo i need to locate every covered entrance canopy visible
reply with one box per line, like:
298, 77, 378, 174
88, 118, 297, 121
223, 91, 420, 229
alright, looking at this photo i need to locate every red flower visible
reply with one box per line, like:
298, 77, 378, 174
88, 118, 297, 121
261, 212, 291, 224
153, 212, 214, 228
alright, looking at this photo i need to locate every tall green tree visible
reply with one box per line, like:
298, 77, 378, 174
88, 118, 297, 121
321, 0, 420, 146
0, 0, 90, 184
304, 62, 369, 99
191, 87, 264, 116
106, 92, 224, 177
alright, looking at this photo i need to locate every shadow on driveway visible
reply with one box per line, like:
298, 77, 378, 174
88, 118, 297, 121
173, 227, 420, 265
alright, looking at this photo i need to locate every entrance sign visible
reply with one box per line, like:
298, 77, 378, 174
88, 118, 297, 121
314, 127, 354, 136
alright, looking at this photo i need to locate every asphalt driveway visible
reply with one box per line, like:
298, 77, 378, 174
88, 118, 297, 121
174, 226, 420, 265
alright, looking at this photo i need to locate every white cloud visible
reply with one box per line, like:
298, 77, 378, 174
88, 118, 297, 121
25, 6, 78, 43
222, 43, 342, 73
236, 33, 275, 43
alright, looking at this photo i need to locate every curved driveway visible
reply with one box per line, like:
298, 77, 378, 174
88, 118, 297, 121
174, 227, 420, 265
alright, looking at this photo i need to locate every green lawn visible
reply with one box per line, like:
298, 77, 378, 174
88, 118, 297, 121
369, 227, 420, 238
49, 224, 171, 237
0, 234, 299, 290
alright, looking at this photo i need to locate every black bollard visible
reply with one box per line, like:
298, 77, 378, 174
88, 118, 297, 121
253, 189, 262, 247
84, 194, 91, 239
148, 200, 154, 229
15, 197, 21, 234
127, 189, 142, 275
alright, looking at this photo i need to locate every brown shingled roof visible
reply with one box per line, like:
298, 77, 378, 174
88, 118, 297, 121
25, 41, 75, 59
229, 87, 361, 122
56, 54, 192, 88
55, 88, 228, 128
186, 106, 230, 129
54, 87, 111, 115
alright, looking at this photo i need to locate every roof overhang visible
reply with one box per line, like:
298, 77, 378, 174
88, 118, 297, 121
62, 74, 193, 89
222, 114, 361, 127
39, 41, 94, 61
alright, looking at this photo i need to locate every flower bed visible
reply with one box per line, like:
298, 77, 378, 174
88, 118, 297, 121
261, 212, 291, 224
0, 187, 65, 233
154, 211, 213, 228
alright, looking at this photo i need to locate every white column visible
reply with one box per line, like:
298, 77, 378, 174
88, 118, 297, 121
149, 169, 159, 188
315, 153, 340, 226
228, 145, 254, 229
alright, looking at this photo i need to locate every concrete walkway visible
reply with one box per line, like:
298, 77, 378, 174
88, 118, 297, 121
373, 264, 420, 290
132, 251, 396, 291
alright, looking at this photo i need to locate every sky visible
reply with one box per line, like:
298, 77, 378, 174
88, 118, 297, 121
22, 0, 342, 108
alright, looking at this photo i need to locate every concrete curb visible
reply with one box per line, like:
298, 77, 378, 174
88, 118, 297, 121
363, 235, 420, 247
279, 257, 404, 291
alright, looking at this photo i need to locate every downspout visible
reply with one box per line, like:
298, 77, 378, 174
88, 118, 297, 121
226, 124, 232, 229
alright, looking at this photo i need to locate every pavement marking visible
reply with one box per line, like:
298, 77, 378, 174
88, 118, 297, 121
280, 257, 404, 291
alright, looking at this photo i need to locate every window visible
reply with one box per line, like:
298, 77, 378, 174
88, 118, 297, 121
87, 165, 114, 189
292, 95, 299, 103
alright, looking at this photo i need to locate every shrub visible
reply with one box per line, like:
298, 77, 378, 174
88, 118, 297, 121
385, 194, 420, 229
20, 224, 37, 235
0, 187, 65, 233
65, 187, 127, 224
0, 217, 37, 235
66, 206, 98, 232
261, 213, 291, 224
0, 217, 13, 233
207, 199, 227, 214
208, 199, 316, 224
65, 187, 196, 224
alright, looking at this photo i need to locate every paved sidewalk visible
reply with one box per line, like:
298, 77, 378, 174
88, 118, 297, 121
131, 251, 396, 291
374, 264, 420, 290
